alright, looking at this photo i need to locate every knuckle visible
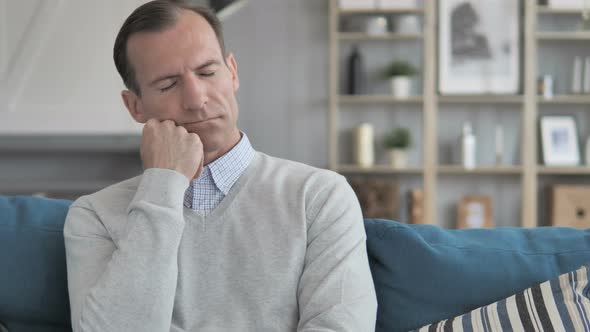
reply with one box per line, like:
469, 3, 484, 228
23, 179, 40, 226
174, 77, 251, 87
190, 133, 202, 144
175, 125, 187, 133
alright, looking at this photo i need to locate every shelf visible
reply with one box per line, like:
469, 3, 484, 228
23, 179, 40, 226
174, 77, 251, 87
537, 32, 590, 40
537, 166, 590, 175
0, 180, 115, 194
337, 164, 423, 174
338, 32, 423, 41
538, 95, 590, 104
438, 94, 524, 104
537, 6, 588, 14
438, 165, 523, 175
0, 134, 141, 152
339, 95, 423, 104
338, 8, 424, 15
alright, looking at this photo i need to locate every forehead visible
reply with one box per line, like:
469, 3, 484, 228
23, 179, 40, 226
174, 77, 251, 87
126, 10, 223, 81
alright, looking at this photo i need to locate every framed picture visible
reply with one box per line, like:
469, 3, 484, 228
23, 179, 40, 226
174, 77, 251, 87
457, 195, 493, 229
540, 116, 580, 166
439, 0, 520, 94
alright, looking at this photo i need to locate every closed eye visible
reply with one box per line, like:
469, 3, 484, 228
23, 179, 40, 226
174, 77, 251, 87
160, 81, 177, 92
200, 71, 215, 77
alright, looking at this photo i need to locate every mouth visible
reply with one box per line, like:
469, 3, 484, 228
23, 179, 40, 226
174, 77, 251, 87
184, 117, 221, 125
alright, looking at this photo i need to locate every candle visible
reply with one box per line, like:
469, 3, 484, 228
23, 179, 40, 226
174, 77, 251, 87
495, 125, 503, 165
355, 123, 374, 167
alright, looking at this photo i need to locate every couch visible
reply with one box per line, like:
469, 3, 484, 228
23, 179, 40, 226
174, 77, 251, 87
1, 195, 590, 332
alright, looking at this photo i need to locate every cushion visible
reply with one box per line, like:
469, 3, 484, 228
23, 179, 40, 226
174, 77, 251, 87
0, 195, 72, 329
412, 263, 590, 331
364, 219, 590, 332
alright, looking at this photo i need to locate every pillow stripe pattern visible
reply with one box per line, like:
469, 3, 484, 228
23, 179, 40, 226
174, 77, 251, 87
412, 264, 590, 332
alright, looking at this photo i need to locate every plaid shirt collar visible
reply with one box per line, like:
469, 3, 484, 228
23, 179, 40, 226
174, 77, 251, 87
199, 132, 254, 195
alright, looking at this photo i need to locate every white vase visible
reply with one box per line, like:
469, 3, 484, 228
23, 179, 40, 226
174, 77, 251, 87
394, 15, 420, 34
365, 16, 388, 36
388, 149, 408, 168
390, 76, 411, 98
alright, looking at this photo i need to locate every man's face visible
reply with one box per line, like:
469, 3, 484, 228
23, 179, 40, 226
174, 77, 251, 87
122, 10, 240, 155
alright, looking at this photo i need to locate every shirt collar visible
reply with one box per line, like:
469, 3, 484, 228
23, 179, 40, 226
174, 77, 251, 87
195, 132, 255, 195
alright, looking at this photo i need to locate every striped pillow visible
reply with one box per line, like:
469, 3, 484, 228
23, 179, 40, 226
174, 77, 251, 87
413, 263, 590, 331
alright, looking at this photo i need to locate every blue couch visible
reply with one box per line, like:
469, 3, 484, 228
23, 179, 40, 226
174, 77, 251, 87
1, 195, 590, 332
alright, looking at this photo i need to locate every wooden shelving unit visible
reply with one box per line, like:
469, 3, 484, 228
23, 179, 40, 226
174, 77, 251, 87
537, 166, 590, 175
438, 95, 524, 104
437, 165, 523, 175
339, 8, 424, 15
329, 0, 590, 227
338, 32, 423, 41
538, 95, 590, 104
537, 6, 588, 14
537, 32, 590, 40
337, 164, 423, 174
338, 95, 423, 104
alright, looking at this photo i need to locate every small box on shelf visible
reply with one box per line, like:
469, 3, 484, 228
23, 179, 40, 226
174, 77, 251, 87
549, 185, 590, 229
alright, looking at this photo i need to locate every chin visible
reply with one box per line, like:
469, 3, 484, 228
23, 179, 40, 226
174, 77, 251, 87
200, 135, 224, 153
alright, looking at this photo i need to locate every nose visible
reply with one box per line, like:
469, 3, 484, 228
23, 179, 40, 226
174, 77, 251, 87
181, 73, 208, 111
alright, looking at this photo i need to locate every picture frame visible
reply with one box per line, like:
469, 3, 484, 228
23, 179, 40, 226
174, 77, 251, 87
457, 195, 493, 229
438, 0, 520, 94
540, 116, 581, 166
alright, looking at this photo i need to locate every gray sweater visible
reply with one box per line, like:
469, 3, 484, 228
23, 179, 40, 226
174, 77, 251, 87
64, 152, 377, 332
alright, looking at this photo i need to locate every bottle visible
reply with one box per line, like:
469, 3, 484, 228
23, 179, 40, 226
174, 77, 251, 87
461, 122, 476, 170
586, 136, 590, 167
573, 56, 582, 94
584, 57, 590, 93
347, 45, 365, 95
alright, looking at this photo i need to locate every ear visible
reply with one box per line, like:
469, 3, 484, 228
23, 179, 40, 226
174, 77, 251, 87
225, 53, 239, 92
121, 90, 147, 124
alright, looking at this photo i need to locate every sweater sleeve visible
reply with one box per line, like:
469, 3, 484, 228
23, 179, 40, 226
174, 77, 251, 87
297, 173, 377, 332
64, 168, 189, 332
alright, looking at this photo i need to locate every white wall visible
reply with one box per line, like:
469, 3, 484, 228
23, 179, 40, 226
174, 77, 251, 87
0, 0, 145, 134
0, 0, 331, 167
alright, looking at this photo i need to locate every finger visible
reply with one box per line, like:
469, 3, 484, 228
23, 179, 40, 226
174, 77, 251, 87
194, 154, 205, 180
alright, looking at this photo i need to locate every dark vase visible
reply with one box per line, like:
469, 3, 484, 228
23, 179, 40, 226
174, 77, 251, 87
347, 45, 366, 95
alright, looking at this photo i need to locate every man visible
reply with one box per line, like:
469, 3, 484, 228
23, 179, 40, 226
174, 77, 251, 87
63, 1, 377, 331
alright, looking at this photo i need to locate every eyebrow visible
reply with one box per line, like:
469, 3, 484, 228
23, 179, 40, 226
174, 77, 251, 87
149, 60, 222, 86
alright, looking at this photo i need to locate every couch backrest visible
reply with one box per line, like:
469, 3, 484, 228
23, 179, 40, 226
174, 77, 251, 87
365, 218, 590, 332
0, 196, 72, 332
4, 196, 590, 332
